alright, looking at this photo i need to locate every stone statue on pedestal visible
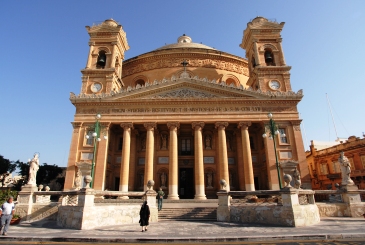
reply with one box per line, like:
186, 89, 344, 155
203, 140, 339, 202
73, 168, 82, 190
27, 153, 40, 185
292, 168, 301, 189
338, 152, 354, 186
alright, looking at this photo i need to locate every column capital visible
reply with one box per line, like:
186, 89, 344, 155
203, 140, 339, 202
71, 122, 82, 129
192, 122, 205, 130
290, 120, 302, 131
238, 121, 252, 130
167, 122, 180, 129
120, 122, 134, 130
276, 38, 283, 43
144, 122, 156, 130
100, 122, 111, 130
215, 122, 229, 130
88, 41, 95, 46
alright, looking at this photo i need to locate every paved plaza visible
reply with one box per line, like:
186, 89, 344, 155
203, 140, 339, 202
0, 217, 364, 243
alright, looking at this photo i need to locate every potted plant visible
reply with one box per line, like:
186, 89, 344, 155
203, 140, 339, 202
10, 214, 21, 225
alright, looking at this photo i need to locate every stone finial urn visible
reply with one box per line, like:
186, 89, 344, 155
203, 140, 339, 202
84, 175, 92, 188
45, 186, 50, 191
220, 179, 227, 190
283, 174, 292, 188
38, 184, 44, 191
147, 179, 154, 190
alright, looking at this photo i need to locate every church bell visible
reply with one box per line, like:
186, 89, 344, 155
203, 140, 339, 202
264, 52, 273, 63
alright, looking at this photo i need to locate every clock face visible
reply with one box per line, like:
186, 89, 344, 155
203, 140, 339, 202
91, 83, 102, 93
269, 80, 280, 90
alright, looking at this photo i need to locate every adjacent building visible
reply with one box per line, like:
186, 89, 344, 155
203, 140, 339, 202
306, 135, 365, 190
63, 17, 310, 198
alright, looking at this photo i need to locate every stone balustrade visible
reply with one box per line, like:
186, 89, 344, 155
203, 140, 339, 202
217, 188, 320, 227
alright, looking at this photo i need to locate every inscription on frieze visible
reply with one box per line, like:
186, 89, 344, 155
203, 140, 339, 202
77, 106, 296, 114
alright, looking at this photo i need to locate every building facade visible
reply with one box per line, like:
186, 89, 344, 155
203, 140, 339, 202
63, 17, 310, 198
307, 136, 365, 190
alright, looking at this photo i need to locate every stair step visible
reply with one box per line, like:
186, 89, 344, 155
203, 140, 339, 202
158, 207, 216, 221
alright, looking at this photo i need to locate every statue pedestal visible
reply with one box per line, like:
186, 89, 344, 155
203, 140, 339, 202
17, 184, 38, 222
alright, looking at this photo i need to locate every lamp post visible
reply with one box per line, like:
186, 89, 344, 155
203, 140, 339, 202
262, 113, 285, 189
85, 113, 107, 188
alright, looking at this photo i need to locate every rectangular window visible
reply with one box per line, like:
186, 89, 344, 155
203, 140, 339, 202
85, 131, 93, 146
181, 138, 192, 155
278, 128, 288, 143
361, 156, 365, 169
332, 161, 340, 173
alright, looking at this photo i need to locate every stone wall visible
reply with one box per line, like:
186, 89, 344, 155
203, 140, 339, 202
16, 203, 59, 222
230, 204, 320, 227
317, 203, 365, 217
58, 204, 158, 230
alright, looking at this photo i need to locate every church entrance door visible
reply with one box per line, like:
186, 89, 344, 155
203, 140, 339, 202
179, 168, 194, 199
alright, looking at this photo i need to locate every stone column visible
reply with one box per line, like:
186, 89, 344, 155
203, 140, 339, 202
291, 120, 311, 189
167, 122, 180, 199
277, 38, 286, 66
192, 122, 206, 199
144, 123, 156, 191
264, 135, 280, 190
119, 123, 133, 197
238, 122, 255, 191
93, 123, 110, 190
128, 129, 138, 191
86, 42, 94, 68
253, 40, 260, 66
215, 122, 230, 191
64, 122, 82, 190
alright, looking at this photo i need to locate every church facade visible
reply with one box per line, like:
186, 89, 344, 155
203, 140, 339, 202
64, 17, 310, 198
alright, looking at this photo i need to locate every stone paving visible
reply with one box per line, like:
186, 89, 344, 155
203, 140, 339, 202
0, 217, 364, 243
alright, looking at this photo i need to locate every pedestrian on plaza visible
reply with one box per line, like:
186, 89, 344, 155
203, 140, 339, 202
0, 196, 15, 236
139, 200, 150, 232
157, 187, 165, 211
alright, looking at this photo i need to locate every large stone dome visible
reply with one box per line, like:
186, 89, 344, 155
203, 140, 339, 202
155, 34, 215, 51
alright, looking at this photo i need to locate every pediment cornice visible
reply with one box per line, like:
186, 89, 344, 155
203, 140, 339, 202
70, 72, 303, 103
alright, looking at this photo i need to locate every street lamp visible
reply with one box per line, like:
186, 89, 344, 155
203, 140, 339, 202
85, 113, 108, 188
262, 112, 286, 189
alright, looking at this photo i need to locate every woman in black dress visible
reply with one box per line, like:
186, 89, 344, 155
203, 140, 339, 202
139, 201, 150, 232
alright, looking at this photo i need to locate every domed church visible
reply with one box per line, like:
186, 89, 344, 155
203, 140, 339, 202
64, 17, 310, 198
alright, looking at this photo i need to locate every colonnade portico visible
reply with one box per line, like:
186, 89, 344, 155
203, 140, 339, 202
115, 121, 256, 198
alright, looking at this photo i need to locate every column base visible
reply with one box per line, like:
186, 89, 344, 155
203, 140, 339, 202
194, 195, 207, 200
167, 195, 179, 200
245, 183, 255, 191
117, 196, 129, 200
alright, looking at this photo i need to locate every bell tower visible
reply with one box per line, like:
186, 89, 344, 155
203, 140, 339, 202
81, 19, 129, 94
240, 17, 291, 92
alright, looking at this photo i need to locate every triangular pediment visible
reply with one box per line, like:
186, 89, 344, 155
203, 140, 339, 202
70, 72, 303, 103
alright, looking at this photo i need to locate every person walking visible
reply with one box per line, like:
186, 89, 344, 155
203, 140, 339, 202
139, 201, 150, 232
157, 187, 165, 211
0, 196, 15, 236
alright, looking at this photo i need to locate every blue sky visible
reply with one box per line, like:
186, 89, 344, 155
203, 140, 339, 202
1, 1, 364, 167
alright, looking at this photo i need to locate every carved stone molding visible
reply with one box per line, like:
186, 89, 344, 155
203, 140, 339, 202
192, 122, 205, 130
144, 122, 157, 130
167, 122, 180, 129
150, 88, 218, 99
120, 122, 134, 130
71, 122, 82, 133
215, 122, 229, 130
291, 120, 302, 131
123, 56, 249, 77
238, 121, 252, 130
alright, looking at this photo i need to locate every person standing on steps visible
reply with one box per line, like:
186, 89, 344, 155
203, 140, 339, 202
139, 201, 150, 232
157, 187, 165, 211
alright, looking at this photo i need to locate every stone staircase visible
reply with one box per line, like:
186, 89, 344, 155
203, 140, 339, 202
158, 207, 217, 221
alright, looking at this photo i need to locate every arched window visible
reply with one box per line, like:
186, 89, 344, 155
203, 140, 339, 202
97, 51, 106, 68
135, 79, 145, 86
264, 49, 275, 66
226, 78, 237, 86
